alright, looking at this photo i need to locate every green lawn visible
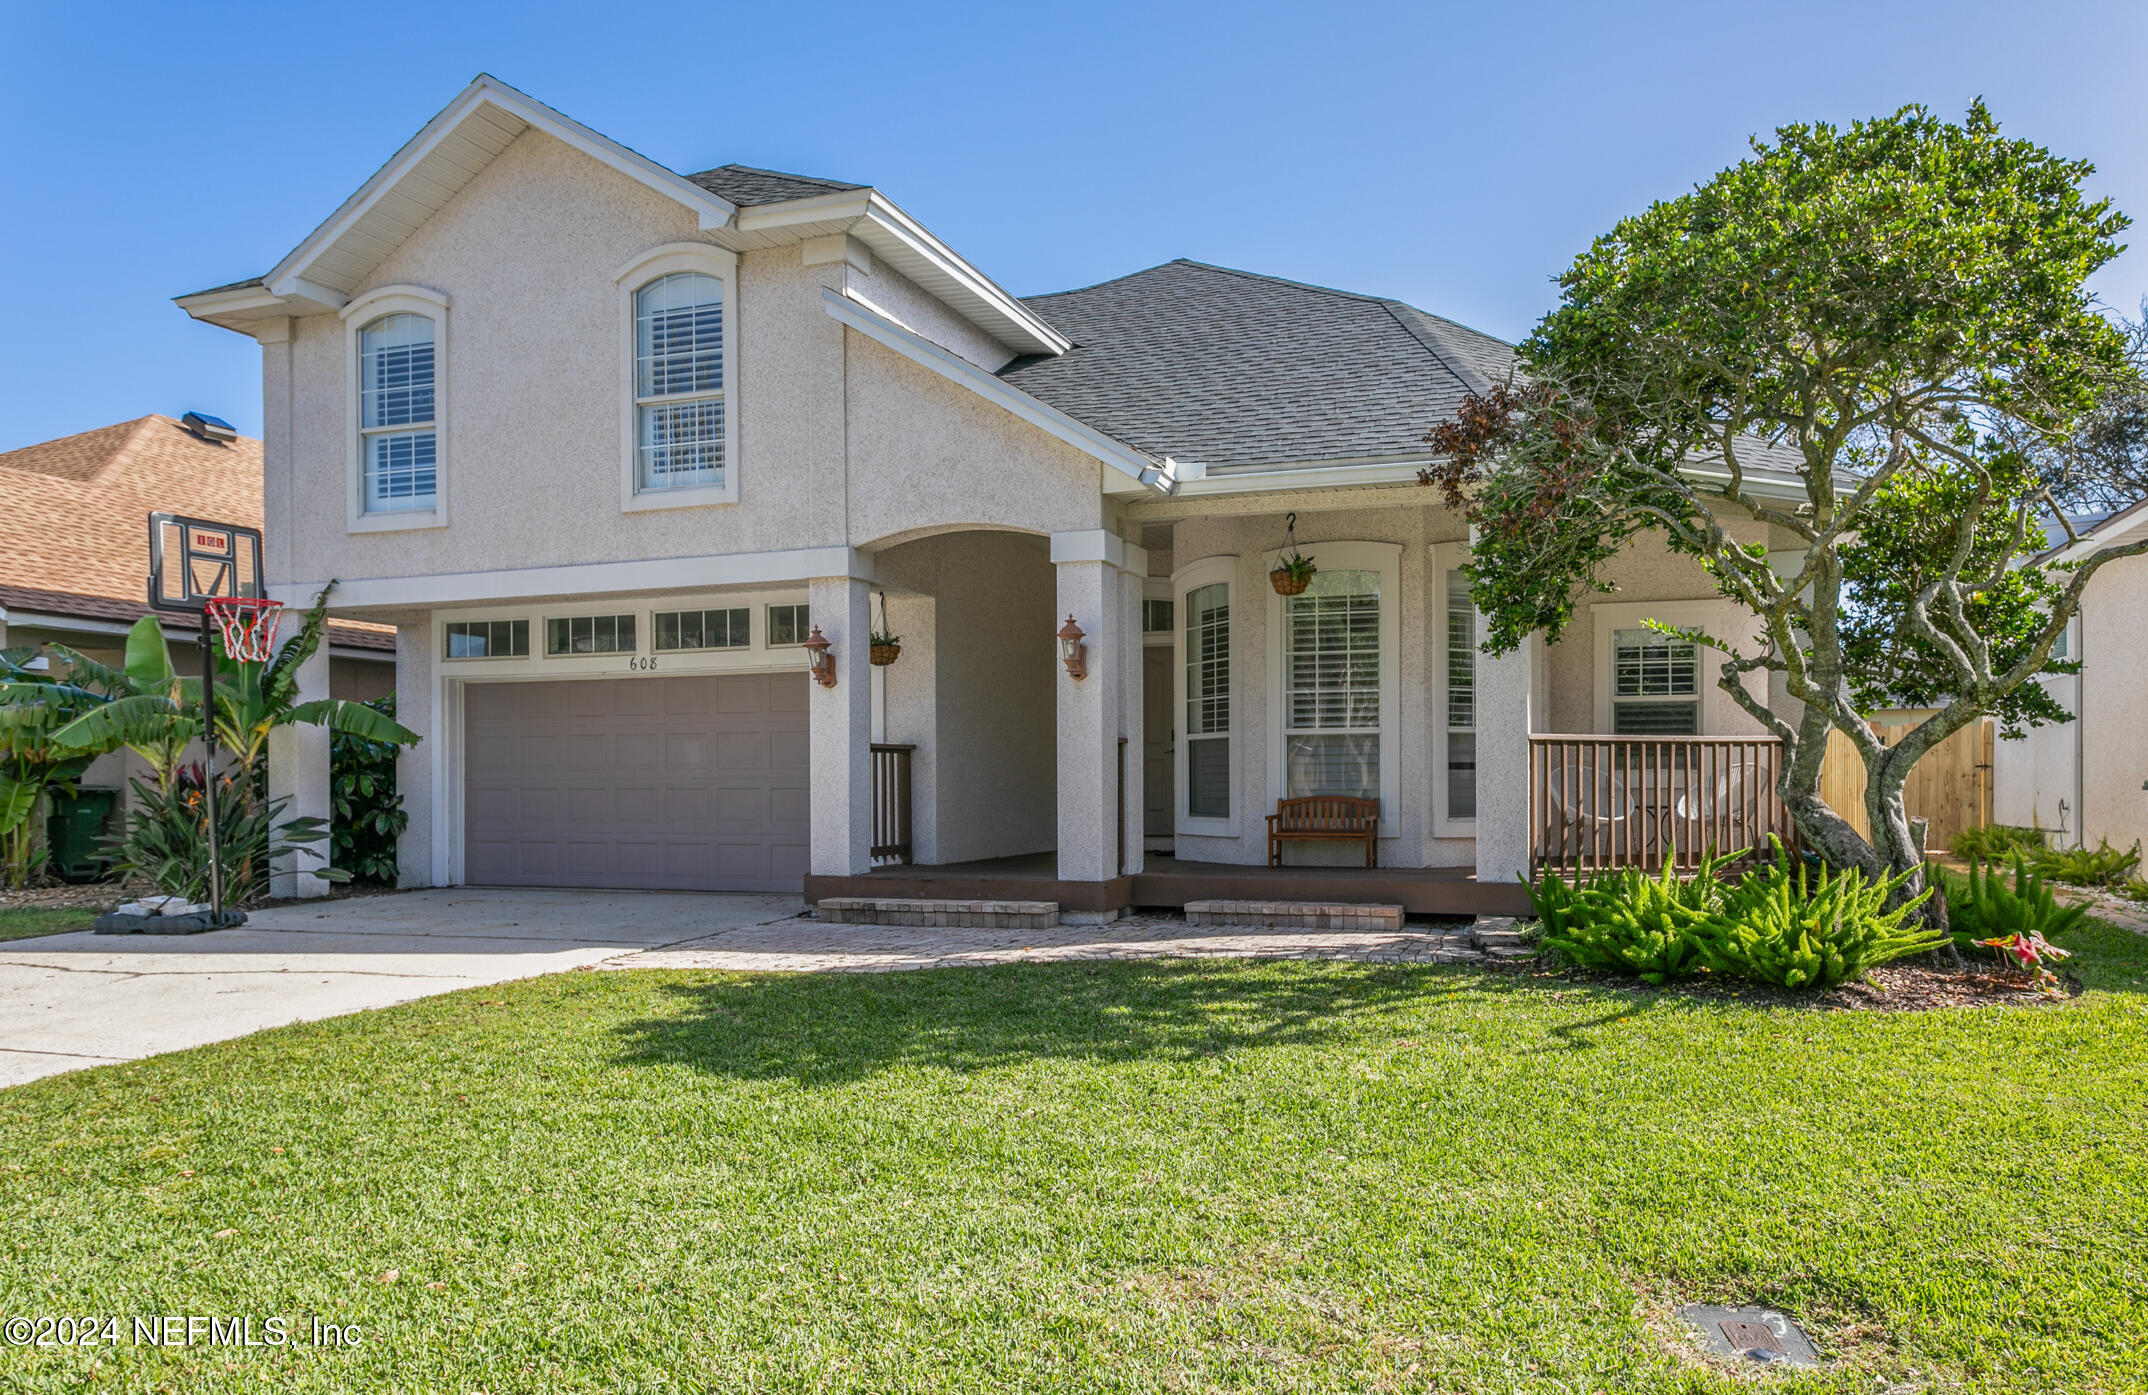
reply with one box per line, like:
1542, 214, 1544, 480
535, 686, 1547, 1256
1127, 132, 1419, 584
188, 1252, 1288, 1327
0, 907, 96, 942
2, 927, 2144, 1393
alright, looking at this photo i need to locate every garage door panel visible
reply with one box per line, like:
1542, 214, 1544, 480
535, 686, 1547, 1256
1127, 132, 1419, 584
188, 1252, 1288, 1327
465, 674, 810, 893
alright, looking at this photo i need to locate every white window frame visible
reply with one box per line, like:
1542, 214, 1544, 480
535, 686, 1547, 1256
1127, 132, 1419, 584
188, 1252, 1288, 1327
341, 285, 449, 533
1431, 541, 1477, 837
1591, 599, 1732, 735
1173, 555, 1237, 837
1265, 541, 1403, 838
615, 242, 740, 513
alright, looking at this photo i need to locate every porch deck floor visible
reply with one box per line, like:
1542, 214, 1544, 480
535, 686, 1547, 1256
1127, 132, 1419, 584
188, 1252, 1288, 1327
803, 854, 1529, 917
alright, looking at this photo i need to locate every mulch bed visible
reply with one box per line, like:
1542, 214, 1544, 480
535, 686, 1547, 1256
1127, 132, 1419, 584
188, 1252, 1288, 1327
1517, 958, 2077, 1012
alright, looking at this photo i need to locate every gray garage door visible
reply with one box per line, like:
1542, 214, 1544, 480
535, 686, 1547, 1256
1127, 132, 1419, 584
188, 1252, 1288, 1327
463, 674, 809, 892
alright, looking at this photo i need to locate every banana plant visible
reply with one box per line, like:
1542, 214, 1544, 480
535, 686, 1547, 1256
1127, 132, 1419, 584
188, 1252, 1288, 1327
0, 648, 110, 887
52, 587, 417, 782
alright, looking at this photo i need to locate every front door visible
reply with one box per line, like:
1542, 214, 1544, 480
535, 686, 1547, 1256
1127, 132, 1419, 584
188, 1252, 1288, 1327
1143, 645, 1174, 845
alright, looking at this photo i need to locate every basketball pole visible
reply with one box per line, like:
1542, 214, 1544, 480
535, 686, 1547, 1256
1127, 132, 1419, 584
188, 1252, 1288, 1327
200, 605, 223, 923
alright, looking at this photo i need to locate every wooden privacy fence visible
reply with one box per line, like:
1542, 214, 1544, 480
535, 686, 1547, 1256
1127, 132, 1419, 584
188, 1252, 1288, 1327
1529, 735, 1798, 874
1817, 716, 1993, 850
870, 743, 915, 865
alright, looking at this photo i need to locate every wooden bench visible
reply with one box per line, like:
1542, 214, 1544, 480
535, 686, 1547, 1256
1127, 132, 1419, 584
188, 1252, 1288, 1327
1266, 795, 1380, 867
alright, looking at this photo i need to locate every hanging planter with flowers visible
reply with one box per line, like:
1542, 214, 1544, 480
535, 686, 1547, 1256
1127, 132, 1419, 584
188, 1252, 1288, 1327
869, 591, 902, 666
1269, 512, 1318, 596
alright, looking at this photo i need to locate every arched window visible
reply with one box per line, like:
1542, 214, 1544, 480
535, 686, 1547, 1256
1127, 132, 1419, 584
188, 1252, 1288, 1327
358, 312, 437, 513
634, 271, 725, 491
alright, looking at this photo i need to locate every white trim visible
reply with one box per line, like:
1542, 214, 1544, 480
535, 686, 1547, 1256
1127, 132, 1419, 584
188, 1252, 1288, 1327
1169, 458, 1433, 496
1141, 577, 1174, 648
1264, 541, 1403, 838
1172, 555, 1238, 838
1049, 529, 1147, 572
344, 287, 449, 534
746, 193, 1067, 357
1430, 541, 1479, 838
823, 288, 1163, 492
1589, 598, 1731, 735
612, 243, 742, 512
267, 545, 874, 611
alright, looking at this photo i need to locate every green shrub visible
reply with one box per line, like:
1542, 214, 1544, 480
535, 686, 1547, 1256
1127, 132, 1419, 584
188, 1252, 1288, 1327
331, 695, 406, 886
1947, 852, 2090, 947
1690, 840, 1941, 989
1952, 823, 2049, 861
2028, 839, 2141, 888
1528, 852, 1733, 984
104, 767, 337, 905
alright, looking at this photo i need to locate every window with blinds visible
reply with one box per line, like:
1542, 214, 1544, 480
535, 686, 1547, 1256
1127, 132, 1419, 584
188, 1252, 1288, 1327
1183, 581, 1230, 819
1612, 627, 1699, 734
359, 312, 436, 513
1446, 569, 1476, 819
1284, 569, 1380, 801
635, 272, 725, 491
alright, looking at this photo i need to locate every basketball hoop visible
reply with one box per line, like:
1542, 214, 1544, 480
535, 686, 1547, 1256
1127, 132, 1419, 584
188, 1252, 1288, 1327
204, 597, 285, 663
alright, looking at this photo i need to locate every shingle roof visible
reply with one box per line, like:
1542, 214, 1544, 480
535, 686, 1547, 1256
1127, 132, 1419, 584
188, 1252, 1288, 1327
997, 259, 1517, 469
0, 416, 394, 651
684, 164, 866, 206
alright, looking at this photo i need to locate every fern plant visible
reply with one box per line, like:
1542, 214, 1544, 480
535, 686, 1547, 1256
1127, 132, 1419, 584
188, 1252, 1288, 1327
1691, 840, 1940, 989
1951, 823, 2048, 861
2029, 839, 2142, 888
1947, 851, 2090, 947
1528, 851, 1734, 984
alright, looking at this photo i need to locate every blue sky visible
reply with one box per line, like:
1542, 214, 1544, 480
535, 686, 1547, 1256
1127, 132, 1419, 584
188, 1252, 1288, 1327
3, 0, 2144, 452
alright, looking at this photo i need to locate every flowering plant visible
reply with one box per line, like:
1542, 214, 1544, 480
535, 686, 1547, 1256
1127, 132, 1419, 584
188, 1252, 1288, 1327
1976, 930, 2073, 994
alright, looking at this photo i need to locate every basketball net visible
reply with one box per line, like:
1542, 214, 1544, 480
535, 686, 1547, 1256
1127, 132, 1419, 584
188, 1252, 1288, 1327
204, 597, 286, 663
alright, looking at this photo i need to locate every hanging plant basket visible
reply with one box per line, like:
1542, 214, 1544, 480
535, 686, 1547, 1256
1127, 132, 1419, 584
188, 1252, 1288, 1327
1269, 513, 1316, 595
867, 593, 900, 666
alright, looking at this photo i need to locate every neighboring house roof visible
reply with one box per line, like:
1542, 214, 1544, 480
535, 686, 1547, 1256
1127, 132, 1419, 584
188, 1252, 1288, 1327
999, 260, 1518, 470
685, 164, 866, 206
0, 416, 395, 652
2037, 496, 2148, 564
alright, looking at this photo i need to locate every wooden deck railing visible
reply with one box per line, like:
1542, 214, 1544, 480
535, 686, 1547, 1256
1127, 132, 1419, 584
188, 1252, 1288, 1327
1527, 735, 1796, 874
870, 743, 915, 865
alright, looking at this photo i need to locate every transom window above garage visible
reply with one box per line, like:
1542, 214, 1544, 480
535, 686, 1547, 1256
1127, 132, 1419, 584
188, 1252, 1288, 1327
545, 613, 637, 656
654, 607, 750, 651
766, 604, 811, 647
444, 619, 527, 659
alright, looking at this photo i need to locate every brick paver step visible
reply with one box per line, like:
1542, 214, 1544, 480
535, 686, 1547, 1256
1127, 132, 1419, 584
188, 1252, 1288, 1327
1183, 900, 1405, 931
815, 897, 1059, 930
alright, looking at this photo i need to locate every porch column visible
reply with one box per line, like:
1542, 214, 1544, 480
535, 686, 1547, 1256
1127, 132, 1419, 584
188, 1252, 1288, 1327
1473, 631, 1540, 888
1052, 531, 1144, 895
267, 638, 333, 899
808, 575, 874, 877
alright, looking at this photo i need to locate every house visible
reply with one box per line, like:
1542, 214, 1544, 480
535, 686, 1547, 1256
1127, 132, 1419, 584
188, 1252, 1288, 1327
176, 75, 1804, 914
1991, 501, 2148, 854
0, 412, 397, 698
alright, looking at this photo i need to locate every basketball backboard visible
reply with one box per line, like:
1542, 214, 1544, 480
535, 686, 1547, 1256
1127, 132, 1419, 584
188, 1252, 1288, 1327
148, 513, 265, 614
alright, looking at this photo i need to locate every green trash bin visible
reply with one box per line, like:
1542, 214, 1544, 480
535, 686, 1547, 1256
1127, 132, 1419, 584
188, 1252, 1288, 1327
45, 788, 118, 883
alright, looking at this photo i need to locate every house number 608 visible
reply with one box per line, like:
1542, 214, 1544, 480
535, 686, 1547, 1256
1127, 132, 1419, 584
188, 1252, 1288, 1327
628, 656, 659, 671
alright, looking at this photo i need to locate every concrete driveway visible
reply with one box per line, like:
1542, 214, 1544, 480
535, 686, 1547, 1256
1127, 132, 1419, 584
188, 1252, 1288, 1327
0, 889, 803, 1087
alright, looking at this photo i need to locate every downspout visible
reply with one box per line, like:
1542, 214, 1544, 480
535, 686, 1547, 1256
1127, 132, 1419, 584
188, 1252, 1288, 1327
2074, 607, 2087, 849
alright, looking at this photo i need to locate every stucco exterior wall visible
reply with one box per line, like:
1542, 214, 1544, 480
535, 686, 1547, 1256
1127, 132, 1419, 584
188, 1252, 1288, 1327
1992, 674, 2080, 841
1545, 525, 1773, 736
845, 257, 1014, 372
2080, 553, 2148, 852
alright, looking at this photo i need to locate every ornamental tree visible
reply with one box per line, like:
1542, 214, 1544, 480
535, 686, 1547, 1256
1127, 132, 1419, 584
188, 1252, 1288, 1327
1422, 102, 2145, 897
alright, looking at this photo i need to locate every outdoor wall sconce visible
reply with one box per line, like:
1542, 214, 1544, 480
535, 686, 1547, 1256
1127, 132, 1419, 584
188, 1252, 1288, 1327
804, 625, 837, 688
1058, 614, 1087, 680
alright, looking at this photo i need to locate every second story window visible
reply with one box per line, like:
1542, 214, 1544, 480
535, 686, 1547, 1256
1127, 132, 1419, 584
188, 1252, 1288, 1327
359, 312, 436, 513
635, 272, 725, 492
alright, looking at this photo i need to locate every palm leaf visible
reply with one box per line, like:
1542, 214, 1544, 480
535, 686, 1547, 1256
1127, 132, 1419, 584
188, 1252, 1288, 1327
52, 692, 194, 754
123, 615, 174, 690
288, 698, 419, 746
262, 586, 335, 711
44, 645, 131, 694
